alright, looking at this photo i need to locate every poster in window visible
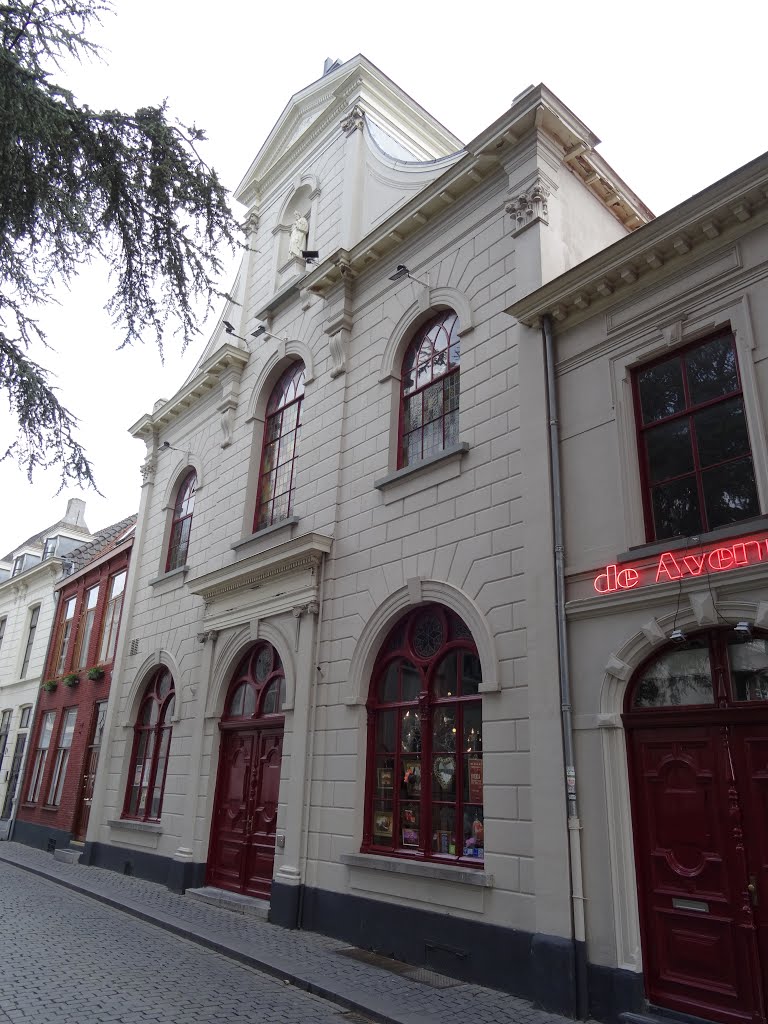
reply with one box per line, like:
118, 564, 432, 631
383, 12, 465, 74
373, 811, 393, 838
402, 827, 419, 847
377, 768, 394, 791
402, 759, 421, 797
468, 758, 483, 803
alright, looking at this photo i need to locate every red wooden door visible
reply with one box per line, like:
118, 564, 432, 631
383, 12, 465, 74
73, 701, 108, 841
629, 725, 764, 1024
207, 727, 283, 898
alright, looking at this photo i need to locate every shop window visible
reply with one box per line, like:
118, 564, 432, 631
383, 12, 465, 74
166, 470, 197, 572
98, 570, 126, 664
399, 311, 460, 469
20, 605, 40, 678
123, 667, 175, 821
254, 362, 305, 531
73, 585, 99, 669
634, 331, 759, 541
27, 710, 55, 803
46, 708, 77, 806
364, 605, 484, 864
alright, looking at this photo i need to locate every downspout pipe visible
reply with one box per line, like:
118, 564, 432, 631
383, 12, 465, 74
542, 313, 588, 1019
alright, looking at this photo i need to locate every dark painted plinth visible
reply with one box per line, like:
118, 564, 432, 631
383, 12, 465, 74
82, 840, 205, 892
270, 879, 300, 928
12, 818, 72, 852
591, 964, 645, 1024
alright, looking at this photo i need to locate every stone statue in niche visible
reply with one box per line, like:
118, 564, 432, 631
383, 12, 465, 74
288, 210, 309, 259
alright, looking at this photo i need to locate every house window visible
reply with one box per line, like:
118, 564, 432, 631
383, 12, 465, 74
0, 616, 6, 653
43, 537, 58, 559
634, 331, 760, 541
53, 596, 77, 675
399, 311, 460, 468
254, 362, 305, 530
166, 470, 196, 572
19, 706, 31, 729
98, 570, 126, 664
0, 710, 11, 767
12, 555, 25, 576
27, 710, 55, 803
364, 605, 484, 863
123, 667, 175, 821
20, 605, 40, 678
46, 707, 77, 806
74, 585, 99, 669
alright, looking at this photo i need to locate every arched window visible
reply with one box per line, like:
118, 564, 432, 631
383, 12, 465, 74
222, 642, 285, 722
255, 363, 305, 531
399, 311, 460, 468
364, 605, 484, 863
166, 470, 196, 572
123, 667, 175, 821
626, 628, 768, 711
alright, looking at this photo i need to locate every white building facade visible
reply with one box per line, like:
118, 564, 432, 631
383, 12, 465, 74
0, 498, 92, 836
84, 57, 650, 1018
511, 152, 768, 1024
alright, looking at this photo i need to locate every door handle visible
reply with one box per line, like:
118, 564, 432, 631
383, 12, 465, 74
748, 875, 759, 907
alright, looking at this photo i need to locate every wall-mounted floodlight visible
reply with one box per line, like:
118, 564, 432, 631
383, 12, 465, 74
734, 620, 753, 638
669, 628, 687, 643
302, 250, 320, 263
159, 441, 182, 452
251, 324, 283, 343
388, 264, 429, 287
222, 320, 246, 341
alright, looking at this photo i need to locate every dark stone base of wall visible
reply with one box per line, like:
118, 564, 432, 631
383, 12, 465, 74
13, 818, 73, 852
81, 840, 206, 893
272, 880, 646, 1023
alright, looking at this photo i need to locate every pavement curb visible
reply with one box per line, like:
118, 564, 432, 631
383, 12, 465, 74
0, 850, 425, 1024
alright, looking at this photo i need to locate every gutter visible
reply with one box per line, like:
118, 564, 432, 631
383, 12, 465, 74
542, 313, 588, 1018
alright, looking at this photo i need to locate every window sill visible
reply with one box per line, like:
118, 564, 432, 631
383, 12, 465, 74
108, 818, 163, 834
618, 514, 768, 564
148, 565, 189, 588
231, 516, 299, 555
340, 851, 493, 887
373, 443, 469, 506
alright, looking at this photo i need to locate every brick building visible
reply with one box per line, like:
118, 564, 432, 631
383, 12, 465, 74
83, 56, 651, 1018
14, 516, 136, 855
0, 499, 93, 836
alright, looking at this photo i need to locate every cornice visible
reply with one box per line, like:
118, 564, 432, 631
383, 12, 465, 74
187, 532, 333, 601
53, 536, 133, 593
508, 152, 768, 330
0, 557, 61, 594
301, 87, 652, 300
129, 344, 249, 441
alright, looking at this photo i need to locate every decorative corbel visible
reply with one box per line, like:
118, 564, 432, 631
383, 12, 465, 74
341, 104, 365, 136
325, 284, 354, 379
292, 606, 304, 651
506, 178, 550, 236
217, 365, 244, 449
140, 433, 158, 485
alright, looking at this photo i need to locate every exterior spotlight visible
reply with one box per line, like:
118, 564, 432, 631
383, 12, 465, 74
389, 264, 410, 281
734, 621, 753, 638
251, 325, 266, 338
223, 320, 236, 334
670, 628, 687, 643
302, 250, 319, 263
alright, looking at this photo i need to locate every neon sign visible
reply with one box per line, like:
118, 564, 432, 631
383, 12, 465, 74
594, 534, 768, 594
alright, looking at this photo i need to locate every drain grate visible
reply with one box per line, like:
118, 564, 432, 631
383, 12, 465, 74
336, 947, 461, 989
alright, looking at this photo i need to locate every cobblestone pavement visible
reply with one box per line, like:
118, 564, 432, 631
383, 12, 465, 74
0, 842, 572, 1024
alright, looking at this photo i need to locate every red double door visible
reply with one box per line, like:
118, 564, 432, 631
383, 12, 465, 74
207, 727, 283, 899
629, 719, 768, 1024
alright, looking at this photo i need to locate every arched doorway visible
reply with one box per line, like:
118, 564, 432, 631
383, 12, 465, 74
625, 628, 768, 1024
207, 642, 285, 899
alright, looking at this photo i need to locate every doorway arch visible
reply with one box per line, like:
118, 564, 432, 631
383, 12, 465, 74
624, 627, 768, 1024
207, 642, 285, 899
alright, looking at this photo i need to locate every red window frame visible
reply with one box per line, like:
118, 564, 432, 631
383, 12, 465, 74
98, 570, 126, 665
363, 604, 484, 866
633, 330, 759, 542
166, 470, 196, 572
254, 362, 305, 531
26, 710, 55, 804
398, 311, 460, 469
221, 642, 286, 725
123, 668, 175, 822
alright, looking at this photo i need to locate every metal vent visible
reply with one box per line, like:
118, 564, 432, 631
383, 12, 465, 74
129, 638, 140, 657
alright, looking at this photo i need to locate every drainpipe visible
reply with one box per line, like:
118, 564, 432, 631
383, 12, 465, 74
542, 313, 588, 1019
296, 551, 327, 929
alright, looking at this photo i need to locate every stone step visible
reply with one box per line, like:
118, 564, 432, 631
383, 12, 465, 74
185, 885, 270, 920
53, 847, 82, 865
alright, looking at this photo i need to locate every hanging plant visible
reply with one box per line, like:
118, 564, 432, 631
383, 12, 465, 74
42, 680, 57, 693
63, 673, 80, 687
86, 666, 105, 681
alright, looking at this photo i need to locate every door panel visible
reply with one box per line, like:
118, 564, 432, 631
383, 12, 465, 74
207, 727, 283, 898
629, 727, 761, 1024
1, 734, 26, 819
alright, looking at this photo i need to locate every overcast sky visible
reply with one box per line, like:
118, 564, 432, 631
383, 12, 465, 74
2, 0, 767, 548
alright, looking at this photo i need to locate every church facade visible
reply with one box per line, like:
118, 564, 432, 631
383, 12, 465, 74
83, 56, 650, 1018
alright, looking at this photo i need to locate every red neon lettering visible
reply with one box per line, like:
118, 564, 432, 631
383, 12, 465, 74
682, 553, 706, 576
656, 552, 682, 582
708, 547, 735, 571
594, 564, 641, 594
732, 540, 765, 565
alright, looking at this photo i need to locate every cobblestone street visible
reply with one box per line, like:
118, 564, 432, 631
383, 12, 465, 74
0, 862, 362, 1024
0, 844, 571, 1024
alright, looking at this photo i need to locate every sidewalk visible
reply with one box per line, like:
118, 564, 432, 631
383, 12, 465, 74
0, 841, 568, 1024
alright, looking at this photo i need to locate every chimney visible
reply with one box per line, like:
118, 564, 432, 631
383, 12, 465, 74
64, 498, 86, 525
